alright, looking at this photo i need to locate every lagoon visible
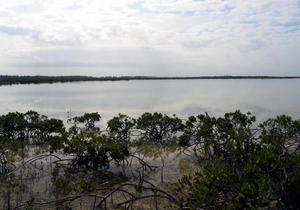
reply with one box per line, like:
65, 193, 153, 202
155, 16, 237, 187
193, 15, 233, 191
0, 79, 299, 122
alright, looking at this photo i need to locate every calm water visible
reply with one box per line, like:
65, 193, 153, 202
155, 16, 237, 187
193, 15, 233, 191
0, 79, 299, 122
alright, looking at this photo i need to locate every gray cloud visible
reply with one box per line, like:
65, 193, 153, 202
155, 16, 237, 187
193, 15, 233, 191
0, 25, 37, 36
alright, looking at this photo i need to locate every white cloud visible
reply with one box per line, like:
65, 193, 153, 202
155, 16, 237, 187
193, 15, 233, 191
0, 0, 299, 76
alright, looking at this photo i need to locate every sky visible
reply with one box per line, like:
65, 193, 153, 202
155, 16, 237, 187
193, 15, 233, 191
0, 0, 299, 76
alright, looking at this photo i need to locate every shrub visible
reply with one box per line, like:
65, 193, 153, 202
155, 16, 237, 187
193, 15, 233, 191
136, 112, 184, 144
107, 114, 136, 142
175, 111, 300, 210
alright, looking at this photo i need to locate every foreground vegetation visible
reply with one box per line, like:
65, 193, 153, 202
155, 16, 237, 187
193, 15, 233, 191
1, 75, 300, 86
1, 110, 300, 209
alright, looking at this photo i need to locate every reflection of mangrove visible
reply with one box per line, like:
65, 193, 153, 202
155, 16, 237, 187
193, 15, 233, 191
1, 75, 300, 86
1, 111, 300, 209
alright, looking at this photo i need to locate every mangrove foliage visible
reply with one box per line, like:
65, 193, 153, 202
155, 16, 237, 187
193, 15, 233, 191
0, 111, 300, 209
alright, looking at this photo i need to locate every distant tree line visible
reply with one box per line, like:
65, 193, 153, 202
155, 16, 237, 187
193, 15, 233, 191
1, 75, 300, 86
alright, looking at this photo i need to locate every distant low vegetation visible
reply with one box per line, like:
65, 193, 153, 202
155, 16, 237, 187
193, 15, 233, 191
1, 110, 300, 209
1, 75, 300, 86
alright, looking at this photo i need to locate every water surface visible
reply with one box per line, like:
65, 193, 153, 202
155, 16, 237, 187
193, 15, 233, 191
0, 79, 299, 122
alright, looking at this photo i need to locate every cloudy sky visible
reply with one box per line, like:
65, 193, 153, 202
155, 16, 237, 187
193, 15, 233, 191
0, 0, 299, 76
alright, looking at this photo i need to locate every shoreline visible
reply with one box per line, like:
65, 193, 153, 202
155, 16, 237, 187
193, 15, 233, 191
1, 75, 300, 86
